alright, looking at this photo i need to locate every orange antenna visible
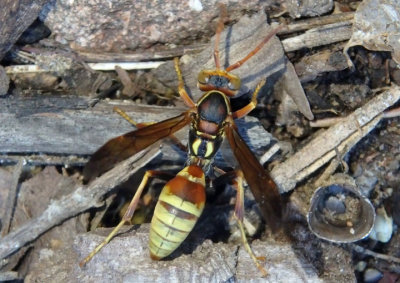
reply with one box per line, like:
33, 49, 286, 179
213, 4, 227, 69
225, 25, 283, 72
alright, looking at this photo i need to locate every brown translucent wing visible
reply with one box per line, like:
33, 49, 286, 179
225, 122, 282, 230
83, 111, 192, 182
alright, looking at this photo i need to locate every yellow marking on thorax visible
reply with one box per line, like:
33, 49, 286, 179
204, 142, 214, 158
191, 138, 201, 156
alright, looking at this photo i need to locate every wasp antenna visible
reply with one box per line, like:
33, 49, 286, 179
225, 25, 283, 72
213, 4, 227, 69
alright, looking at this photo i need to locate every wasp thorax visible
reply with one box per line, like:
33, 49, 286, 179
188, 91, 228, 162
197, 91, 229, 125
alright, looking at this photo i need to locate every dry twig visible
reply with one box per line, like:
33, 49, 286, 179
1, 159, 24, 237
5, 13, 354, 74
352, 244, 400, 264
279, 12, 354, 34
0, 146, 160, 261
281, 21, 353, 53
272, 85, 400, 193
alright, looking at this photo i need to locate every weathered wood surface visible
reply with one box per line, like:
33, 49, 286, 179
0, 92, 277, 263
271, 86, 400, 192
154, 11, 314, 120
0, 147, 160, 261
41, 0, 277, 52
0, 96, 277, 166
25, 225, 326, 282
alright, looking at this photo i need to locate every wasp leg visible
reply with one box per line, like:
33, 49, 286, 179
79, 170, 171, 268
113, 106, 188, 152
174, 57, 196, 108
113, 106, 152, 128
230, 170, 269, 277
232, 79, 266, 119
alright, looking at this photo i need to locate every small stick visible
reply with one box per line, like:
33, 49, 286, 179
6, 13, 355, 75
383, 106, 400, 119
1, 158, 24, 237
76, 44, 208, 63
272, 86, 400, 193
5, 62, 164, 74
0, 146, 160, 261
279, 12, 354, 34
310, 117, 347, 128
259, 143, 281, 165
352, 244, 400, 264
282, 21, 353, 53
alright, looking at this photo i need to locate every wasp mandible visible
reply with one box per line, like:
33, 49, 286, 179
80, 5, 282, 276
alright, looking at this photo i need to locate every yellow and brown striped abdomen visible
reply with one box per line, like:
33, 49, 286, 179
149, 165, 206, 260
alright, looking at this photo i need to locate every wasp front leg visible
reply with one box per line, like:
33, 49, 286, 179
113, 106, 188, 153
174, 57, 196, 108
232, 79, 266, 119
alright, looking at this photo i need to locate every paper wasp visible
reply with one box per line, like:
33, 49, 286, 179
79, 6, 282, 276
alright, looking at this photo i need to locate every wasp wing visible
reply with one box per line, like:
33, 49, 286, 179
225, 122, 282, 229
83, 111, 192, 182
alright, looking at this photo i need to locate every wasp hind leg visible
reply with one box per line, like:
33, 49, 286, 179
226, 170, 269, 277
79, 170, 171, 268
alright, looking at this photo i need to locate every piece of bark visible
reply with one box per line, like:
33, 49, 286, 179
154, 11, 313, 120
0, 154, 88, 167
0, 94, 90, 114
0, 271, 20, 282
285, 0, 333, 18
281, 21, 353, 52
7, 167, 77, 233
24, 224, 322, 282
0, 167, 78, 274
153, 12, 285, 101
7, 167, 84, 278
41, 0, 279, 52
76, 44, 209, 63
0, 98, 277, 167
344, 0, 400, 66
76, 12, 357, 61
62, 12, 352, 63
0, 169, 13, 231
0, 159, 24, 237
295, 48, 349, 83
0, 0, 49, 60
0, 146, 160, 261
271, 85, 400, 193
0, 66, 10, 95
280, 12, 354, 34
277, 61, 315, 120
6, 18, 354, 76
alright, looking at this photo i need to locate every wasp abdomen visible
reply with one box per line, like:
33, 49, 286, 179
149, 165, 206, 260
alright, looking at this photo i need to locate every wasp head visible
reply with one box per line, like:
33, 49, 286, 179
197, 69, 241, 97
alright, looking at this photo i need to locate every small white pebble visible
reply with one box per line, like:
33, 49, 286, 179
355, 261, 367, 272
188, 0, 203, 12
369, 207, 393, 243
